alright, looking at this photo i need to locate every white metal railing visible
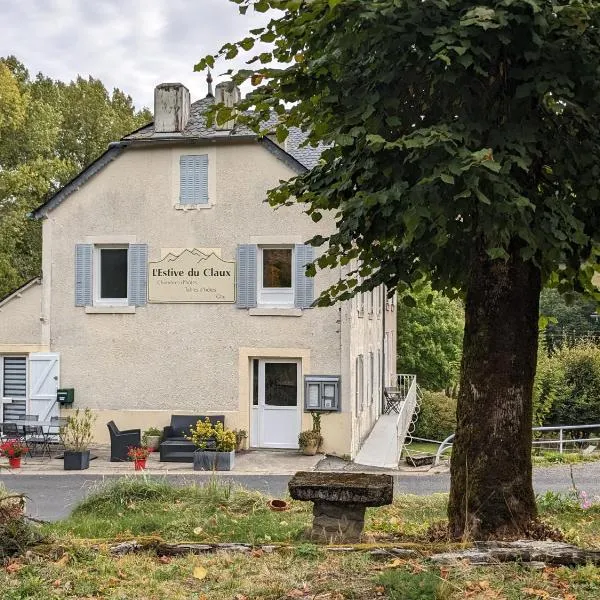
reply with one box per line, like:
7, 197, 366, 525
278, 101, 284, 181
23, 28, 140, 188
394, 374, 419, 460
434, 423, 600, 466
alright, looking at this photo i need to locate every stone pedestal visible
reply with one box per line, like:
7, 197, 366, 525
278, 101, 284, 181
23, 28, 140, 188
288, 471, 393, 543
312, 501, 367, 542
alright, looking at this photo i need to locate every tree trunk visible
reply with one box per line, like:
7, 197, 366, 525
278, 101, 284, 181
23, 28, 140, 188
448, 245, 541, 539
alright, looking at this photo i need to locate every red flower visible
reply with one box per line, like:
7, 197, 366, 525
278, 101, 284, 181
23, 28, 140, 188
0, 440, 28, 458
127, 446, 151, 461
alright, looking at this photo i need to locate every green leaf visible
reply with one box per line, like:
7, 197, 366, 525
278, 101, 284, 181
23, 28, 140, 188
402, 294, 417, 308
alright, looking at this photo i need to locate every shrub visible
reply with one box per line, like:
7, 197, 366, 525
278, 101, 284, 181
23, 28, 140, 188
534, 342, 600, 427
0, 484, 41, 558
413, 391, 457, 441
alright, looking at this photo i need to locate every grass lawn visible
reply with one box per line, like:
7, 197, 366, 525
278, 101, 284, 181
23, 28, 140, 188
2, 478, 600, 599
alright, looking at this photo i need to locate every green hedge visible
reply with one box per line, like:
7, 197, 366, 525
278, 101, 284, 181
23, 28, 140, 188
535, 342, 600, 426
413, 390, 457, 441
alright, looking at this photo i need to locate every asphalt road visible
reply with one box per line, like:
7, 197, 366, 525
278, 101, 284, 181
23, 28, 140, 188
2, 462, 599, 522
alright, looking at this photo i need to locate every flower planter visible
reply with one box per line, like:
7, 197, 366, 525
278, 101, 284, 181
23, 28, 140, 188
300, 440, 319, 456
268, 499, 289, 511
145, 436, 160, 451
193, 449, 235, 471
8, 457, 21, 469
64, 450, 90, 471
134, 459, 146, 471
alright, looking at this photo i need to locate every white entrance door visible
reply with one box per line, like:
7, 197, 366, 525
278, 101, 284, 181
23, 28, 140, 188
28, 353, 60, 421
250, 359, 301, 449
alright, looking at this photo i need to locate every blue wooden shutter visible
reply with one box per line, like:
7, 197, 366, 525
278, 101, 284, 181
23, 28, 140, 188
128, 244, 148, 306
294, 244, 315, 309
75, 244, 93, 306
236, 244, 257, 308
180, 155, 209, 205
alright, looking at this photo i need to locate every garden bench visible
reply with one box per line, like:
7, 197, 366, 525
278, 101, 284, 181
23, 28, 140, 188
288, 471, 393, 542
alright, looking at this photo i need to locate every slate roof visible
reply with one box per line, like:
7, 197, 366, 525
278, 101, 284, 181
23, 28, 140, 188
123, 96, 324, 170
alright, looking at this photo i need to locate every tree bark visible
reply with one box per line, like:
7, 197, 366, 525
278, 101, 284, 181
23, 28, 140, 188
448, 245, 541, 539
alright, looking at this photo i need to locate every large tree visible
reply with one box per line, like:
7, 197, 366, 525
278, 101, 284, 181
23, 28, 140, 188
202, 0, 600, 538
0, 57, 151, 297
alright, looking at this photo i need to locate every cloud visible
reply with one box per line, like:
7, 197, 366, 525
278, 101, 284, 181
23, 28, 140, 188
0, 0, 268, 109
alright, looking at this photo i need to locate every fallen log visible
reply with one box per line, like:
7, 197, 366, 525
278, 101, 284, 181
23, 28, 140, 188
429, 540, 600, 567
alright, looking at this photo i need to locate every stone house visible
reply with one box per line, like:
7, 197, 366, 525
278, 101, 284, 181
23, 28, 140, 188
0, 80, 398, 459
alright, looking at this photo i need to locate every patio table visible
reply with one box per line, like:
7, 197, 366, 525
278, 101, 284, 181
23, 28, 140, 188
1, 420, 61, 457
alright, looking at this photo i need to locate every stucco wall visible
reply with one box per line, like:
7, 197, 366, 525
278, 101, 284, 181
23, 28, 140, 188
0, 280, 44, 350
44, 142, 349, 451
340, 284, 393, 457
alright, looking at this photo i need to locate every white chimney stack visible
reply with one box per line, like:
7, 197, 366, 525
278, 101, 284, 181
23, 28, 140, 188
154, 83, 191, 133
215, 81, 241, 130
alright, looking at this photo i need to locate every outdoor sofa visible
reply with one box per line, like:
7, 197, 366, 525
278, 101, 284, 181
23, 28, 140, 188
159, 414, 225, 462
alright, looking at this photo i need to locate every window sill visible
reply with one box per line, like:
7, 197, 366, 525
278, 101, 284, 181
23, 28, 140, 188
174, 203, 213, 210
248, 308, 302, 317
85, 306, 136, 314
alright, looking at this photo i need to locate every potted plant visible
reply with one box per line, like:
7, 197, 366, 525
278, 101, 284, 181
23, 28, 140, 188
298, 411, 324, 456
142, 427, 162, 451
298, 430, 321, 455
0, 440, 28, 469
128, 445, 151, 470
61, 408, 96, 470
234, 429, 247, 452
187, 418, 236, 471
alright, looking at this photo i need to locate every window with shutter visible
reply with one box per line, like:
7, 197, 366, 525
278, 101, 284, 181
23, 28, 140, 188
76, 242, 148, 309
180, 155, 209, 205
2, 356, 27, 398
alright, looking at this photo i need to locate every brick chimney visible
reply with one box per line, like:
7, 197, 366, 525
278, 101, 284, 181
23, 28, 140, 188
215, 81, 241, 130
154, 83, 191, 133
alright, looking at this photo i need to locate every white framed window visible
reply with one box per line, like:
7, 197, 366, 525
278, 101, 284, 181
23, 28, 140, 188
1, 356, 27, 400
258, 246, 294, 307
94, 245, 129, 306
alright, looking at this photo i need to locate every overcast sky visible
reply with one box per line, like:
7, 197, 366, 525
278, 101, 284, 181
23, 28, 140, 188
0, 0, 267, 110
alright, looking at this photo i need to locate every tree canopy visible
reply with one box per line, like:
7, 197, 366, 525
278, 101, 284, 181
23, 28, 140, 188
200, 0, 600, 304
0, 57, 151, 298
204, 0, 600, 538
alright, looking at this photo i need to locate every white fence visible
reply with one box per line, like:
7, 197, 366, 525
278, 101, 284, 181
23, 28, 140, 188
434, 423, 600, 466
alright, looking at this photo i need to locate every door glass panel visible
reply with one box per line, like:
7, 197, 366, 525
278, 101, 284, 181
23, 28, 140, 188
264, 363, 297, 406
100, 248, 128, 299
262, 249, 292, 288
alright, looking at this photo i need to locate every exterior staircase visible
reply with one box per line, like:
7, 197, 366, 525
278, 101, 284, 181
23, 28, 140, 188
354, 374, 419, 469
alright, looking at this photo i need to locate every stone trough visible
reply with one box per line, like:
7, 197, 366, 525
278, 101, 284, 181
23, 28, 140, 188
288, 471, 393, 542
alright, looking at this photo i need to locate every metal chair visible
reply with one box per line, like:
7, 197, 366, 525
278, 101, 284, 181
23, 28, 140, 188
383, 387, 404, 414
47, 416, 68, 454
1, 422, 25, 442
